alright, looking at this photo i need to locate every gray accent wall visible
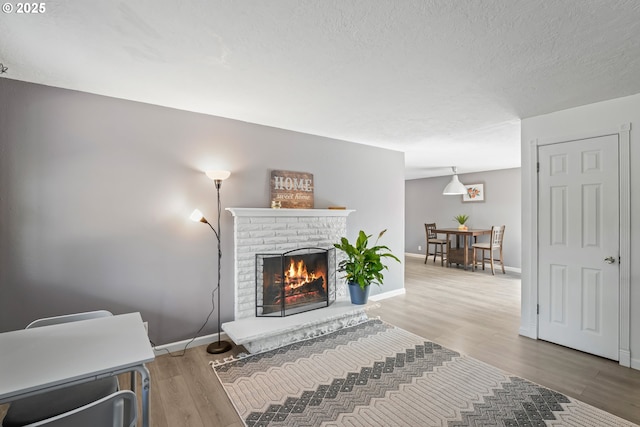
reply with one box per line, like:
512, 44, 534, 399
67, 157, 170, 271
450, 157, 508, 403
405, 168, 521, 269
0, 78, 405, 345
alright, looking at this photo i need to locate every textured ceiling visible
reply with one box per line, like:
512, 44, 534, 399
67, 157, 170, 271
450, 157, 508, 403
2, 1, 640, 179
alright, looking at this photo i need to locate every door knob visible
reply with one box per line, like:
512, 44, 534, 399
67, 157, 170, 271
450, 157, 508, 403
604, 256, 616, 264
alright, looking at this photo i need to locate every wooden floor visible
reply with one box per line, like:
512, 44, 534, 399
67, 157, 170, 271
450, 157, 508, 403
3, 256, 639, 426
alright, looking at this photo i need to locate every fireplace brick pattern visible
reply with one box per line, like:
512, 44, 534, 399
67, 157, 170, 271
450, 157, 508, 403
229, 210, 351, 320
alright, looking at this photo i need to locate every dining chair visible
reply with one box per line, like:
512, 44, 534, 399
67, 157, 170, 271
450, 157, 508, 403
22, 390, 137, 427
424, 223, 447, 266
472, 225, 506, 275
2, 311, 120, 427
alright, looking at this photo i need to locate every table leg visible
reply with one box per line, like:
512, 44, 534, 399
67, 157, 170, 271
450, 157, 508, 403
132, 364, 151, 427
464, 235, 469, 270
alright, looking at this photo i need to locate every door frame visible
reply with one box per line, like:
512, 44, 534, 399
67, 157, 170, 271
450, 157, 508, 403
524, 123, 631, 367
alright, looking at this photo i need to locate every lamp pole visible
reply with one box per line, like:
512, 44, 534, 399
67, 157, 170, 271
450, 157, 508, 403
206, 176, 232, 354
190, 170, 233, 354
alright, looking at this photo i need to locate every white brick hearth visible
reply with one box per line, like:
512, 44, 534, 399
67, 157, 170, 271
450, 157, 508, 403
222, 208, 376, 353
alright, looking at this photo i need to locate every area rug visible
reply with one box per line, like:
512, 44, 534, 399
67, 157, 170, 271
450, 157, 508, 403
213, 319, 636, 427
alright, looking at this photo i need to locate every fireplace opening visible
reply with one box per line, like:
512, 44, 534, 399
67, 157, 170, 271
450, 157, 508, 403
256, 248, 336, 317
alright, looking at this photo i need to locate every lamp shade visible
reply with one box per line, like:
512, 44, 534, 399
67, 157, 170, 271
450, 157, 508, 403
189, 209, 205, 222
442, 167, 466, 195
205, 170, 231, 181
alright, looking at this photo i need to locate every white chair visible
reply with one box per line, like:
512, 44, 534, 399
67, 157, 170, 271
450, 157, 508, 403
2, 311, 120, 427
25, 310, 113, 329
472, 225, 506, 275
22, 390, 137, 427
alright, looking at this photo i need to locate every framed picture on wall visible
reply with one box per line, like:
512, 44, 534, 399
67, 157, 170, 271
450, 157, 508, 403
462, 184, 484, 202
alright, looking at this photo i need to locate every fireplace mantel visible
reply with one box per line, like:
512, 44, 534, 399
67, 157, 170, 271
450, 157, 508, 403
226, 207, 355, 217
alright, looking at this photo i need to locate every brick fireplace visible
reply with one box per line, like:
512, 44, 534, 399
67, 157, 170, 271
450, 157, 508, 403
222, 208, 372, 353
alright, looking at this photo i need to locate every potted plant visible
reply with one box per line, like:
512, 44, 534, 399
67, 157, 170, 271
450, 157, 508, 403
333, 229, 401, 305
454, 214, 469, 230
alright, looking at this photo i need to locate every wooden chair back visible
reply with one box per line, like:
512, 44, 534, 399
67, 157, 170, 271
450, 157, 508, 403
425, 223, 438, 241
491, 225, 506, 247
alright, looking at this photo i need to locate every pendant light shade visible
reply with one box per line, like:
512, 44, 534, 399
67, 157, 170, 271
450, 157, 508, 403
442, 167, 467, 195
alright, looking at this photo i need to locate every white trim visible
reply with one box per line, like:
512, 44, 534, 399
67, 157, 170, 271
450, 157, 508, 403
152, 332, 230, 356
519, 326, 537, 339
405, 252, 424, 259
618, 123, 631, 367
528, 124, 631, 367
523, 139, 539, 339
536, 126, 624, 146
369, 288, 406, 301
226, 207, 355, 217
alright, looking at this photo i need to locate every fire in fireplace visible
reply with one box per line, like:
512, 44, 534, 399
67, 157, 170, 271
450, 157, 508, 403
256, 248, 336, 317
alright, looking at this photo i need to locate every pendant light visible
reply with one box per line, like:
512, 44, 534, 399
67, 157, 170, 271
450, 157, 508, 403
442, 166, 466, 195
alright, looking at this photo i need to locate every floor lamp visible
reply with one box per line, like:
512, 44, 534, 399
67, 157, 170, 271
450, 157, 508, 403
190, 170, 233, 354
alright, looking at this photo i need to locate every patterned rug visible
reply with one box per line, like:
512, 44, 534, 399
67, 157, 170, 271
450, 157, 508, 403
213, 319, 636, 427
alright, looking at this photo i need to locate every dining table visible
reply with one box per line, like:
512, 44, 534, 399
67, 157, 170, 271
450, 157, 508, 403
433, 228, 492, 270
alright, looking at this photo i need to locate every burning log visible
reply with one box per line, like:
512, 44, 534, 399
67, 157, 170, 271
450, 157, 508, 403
260, 252, 330, 315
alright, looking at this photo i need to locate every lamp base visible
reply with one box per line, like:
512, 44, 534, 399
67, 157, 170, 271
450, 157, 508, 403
207, 340, 233, 354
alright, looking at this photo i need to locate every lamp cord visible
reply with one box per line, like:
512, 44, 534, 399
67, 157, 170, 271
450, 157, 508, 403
152, 184, 224, 357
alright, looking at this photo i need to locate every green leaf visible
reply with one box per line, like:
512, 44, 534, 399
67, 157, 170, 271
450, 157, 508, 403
333, 229, 401, 287
453, 214, 469, 224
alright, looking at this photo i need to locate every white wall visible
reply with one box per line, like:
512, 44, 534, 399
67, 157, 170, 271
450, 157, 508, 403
521, 92, 640, 369
405, 168, 521, 269
0, 78, 405, 345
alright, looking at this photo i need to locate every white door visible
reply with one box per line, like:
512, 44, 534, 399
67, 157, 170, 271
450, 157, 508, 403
538, 135, 619, 360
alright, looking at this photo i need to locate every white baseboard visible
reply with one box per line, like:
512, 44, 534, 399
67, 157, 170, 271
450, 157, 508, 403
404, 252, 521, 273
369, 288, 406, 301
630, 356, 640, 371
405, 252, 424, 259
518, 326, 537, 339
619, 350, 631, 368
152, 332, 230, 356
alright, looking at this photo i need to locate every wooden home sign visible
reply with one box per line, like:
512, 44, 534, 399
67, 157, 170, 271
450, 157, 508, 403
270, 170, 314, 209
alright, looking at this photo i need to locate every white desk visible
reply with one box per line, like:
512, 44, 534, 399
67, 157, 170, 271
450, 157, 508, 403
0, 312, 155, 427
